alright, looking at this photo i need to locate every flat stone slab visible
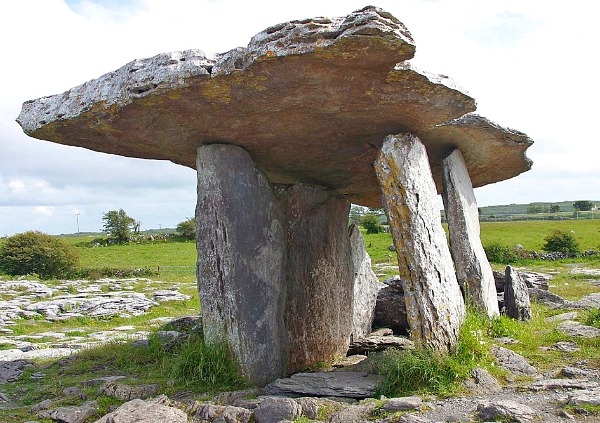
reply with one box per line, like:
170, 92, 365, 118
16, 7, 532, 208
557, 320, 600, 338
263, 371, 383, 399
529, 378, 599, 391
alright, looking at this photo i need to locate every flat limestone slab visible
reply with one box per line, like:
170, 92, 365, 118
16, 7, 532, 207
263, 371, 383, 399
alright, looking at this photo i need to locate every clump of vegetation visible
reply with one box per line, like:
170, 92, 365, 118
542, 229, 580, 257
483, 242, 519, 264
361, 213, 384, 234
374, 310, 496, 397
102, 209, 138, 244
0, 231, 79, 279
585, 308, 600, 329
176, 217, 196, 240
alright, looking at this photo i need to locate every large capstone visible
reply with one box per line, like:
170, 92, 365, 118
16, 7, 532, 209
375, 134, 465, 352
442, 148, 499, 317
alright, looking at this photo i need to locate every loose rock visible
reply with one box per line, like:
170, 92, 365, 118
476, 399, 537, 422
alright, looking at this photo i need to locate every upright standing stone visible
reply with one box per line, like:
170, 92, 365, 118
442, 148, 499, 317
196, 144, 286, 386
375, 134, 465, 352
349, 224, 381, 340
277, 185, 354, 374
504, 266, 532, 320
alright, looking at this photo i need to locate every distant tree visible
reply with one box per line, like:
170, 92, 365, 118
526, 204, 548, 214
549, 204, 561, 213
349, 204, 367, 225
102, 209, 136, 243
542, 229, 580, 256
176, 217, 196, 240
0, 231, 79, 279
573, 200, 593, 211
361, 213, 384, 234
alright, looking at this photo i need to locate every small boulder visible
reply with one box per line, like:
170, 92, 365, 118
382, 396, 422, 412
476, 399, 537, 423
253, 397, 302, 423
491, 345, 537, 376
93, 397, 187, 423
373, 275, 409, 335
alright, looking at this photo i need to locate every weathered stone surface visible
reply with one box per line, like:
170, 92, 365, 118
442, 148, 499, 317
375, 134, 465, 352
491, 345, 538, 376
0, 359, 34, 384
39, 401, 97, 423
101, 382, 158, 400
349, 224, 381, 340
278, 184, 353, 374
253, 397, 302, 423
504, 266, 532, 320
93, 397, 187, 423
569, 292, 600, 309
463, 367, 502, 395
529, 288, 565, 307
568, 388, 600, 406
329, 403, 375, 423
520, 271, 551, 290
382, 396, 423, 412
557, 320, 600, 338
263, 372, 382, 399
546, 311, 578, 322
196, 144, 286, 386
373, 275, 409, 335
476, 399, 536, 423
529, 378, 599, 391
17, 8, 532, 208
348, 334, 414, 355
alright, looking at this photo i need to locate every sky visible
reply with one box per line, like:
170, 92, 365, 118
1, 0, 598, 236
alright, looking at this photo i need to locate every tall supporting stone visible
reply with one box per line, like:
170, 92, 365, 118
375, 134, 465, 352
442, 149, 499, 317
349, 224, 381, 340
277, 185, 354, 374
196, 144, 287, 387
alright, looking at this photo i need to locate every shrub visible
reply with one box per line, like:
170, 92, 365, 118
0, 231, 80, 279
361, 213, 384, 234
542, 229, 580, 257
176, 217, 196, 240
483, 242, 518, 264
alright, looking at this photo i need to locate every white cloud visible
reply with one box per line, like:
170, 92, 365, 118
1, 0, 598, 235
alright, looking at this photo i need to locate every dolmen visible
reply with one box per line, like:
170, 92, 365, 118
17, 6, 533, 386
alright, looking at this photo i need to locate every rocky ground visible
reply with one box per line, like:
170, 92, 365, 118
0, 268, 599, 423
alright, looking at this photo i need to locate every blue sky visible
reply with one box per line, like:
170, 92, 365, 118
1, 0, 598, 236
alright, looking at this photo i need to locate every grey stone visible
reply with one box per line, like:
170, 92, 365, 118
348, 334, 414, 355
253, 397, 302, 423
382, 396, 422, 411
476, 399, 537, 423
349, 224, 381, 340
329, 403, 375, 423
213, 405, 252, 423
375, 134, 465, 352
519, 271, 551, 290
529, 378, 599, 391
101, 381, 159, 400
568, 388, 600, 406
295, 397, 319, 419
463, 367, 502, 394
38, 401, 97, 423
196, 143, 286, 387
29, 398, 54, 413
0, 359, 34, 384
547, 312, 578, 322
529, 287, 565, 307
152, 290, 191, 302
385, 415, 432, 423
561, 366, 598, 379
442, 148, 499, 317
93, 397, 187, 423
557, 321, 600, 338
569, 292, 600, 309
278, 184, 354, 375
263, 372, 383, 399
504, 266, 532, 320
554, 341, 580, 352
373, 275, 409, 335
491, 345, 538, 376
